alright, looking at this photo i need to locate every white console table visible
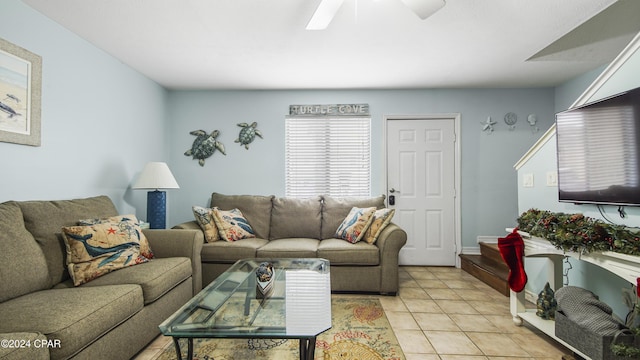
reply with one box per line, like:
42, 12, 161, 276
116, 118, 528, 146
507, 229, 640, 359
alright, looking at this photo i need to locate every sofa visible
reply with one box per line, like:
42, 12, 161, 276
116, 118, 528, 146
174, 193, 407, 295
0, 195, 204, 360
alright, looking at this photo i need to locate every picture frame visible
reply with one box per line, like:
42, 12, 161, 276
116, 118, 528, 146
0, 37, 42, 146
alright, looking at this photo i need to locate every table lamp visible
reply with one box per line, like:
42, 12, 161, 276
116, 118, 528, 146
132, 162, 179, 229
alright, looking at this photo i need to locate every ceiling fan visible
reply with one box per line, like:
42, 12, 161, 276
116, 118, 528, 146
306, 0, 446, 30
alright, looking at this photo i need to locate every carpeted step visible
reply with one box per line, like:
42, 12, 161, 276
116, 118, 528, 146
460, 254, 509, 296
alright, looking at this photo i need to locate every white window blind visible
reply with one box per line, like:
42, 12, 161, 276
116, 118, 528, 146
557, 105, 638, 192
285, 116, 371, 198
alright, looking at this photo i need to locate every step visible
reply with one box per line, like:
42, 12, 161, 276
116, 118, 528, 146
479, 242, 507, 267
460, 254, 510, 296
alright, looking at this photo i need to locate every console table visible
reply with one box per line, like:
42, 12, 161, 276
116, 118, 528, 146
507, 229, 640, 358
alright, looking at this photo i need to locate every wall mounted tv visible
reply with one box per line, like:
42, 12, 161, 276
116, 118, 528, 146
556, 86, 640, 206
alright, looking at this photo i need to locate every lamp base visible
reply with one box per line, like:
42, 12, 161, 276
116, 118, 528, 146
147, 190, 167, 229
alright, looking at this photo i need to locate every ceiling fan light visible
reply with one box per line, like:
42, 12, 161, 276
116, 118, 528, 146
306, 0, 346, 30
400, 0, 446, 20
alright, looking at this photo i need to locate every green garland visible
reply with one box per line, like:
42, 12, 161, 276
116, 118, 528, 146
518, 209, 640, 356
517, 209, 640, 256
611, 327, 640, 357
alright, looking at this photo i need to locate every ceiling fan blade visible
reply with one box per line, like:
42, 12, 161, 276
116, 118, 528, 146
400, 0, 445, 20
306, 0, 345, 30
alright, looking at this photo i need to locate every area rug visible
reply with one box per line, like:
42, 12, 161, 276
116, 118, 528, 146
157, 297, 405, 360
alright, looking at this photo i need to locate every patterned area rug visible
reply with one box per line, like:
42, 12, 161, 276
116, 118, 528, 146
157, 297, 405, 360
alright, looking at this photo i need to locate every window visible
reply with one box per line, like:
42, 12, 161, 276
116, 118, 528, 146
285, 116, 371, 198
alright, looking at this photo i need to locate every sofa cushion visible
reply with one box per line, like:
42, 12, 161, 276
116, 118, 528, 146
192, 206, 220, 242
0, 332, 49, 360
201, 238, 269, 262
0, 202, 50, 303
363, 208, 396, 244
61, 222, 149, 286
270, 197, 322, 240
321, 195, 386, 239
335, 207, 376, 243
0, 285, 143, 360
211, 193, 273, 239
256, 238, 320, 258
17, 195, 119, 287
317, 238, 380, 265
212, 208, 256, 242
54, 257, 191, 304
78, 214, 154, 259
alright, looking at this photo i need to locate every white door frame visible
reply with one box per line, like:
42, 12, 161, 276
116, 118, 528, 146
383, 114, 462, 267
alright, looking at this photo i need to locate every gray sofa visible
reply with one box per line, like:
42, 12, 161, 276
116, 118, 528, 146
174, 193, 407, 295
0, 196, 204, 360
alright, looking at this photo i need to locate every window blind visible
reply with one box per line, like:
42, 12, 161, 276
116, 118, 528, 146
285, 116, 371, 198
557, 105, 638, 192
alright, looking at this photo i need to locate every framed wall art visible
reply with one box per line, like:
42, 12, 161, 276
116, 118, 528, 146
0, 37, 41, 146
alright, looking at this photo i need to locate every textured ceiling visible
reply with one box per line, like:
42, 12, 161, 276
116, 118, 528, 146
22, 0, 640, 90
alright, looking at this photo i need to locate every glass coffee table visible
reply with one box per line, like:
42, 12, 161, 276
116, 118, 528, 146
159, 258, 331, 360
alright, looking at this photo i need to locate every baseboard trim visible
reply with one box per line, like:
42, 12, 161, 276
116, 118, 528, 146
476, 235, 499, 244
461, 246, 481, 255
525, 289, 537, 304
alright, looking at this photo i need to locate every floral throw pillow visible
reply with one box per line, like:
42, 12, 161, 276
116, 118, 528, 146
192, 206, 220, 242
363, 208, 395, 244
62, 222, 148, 286
335, 207, 376, 243
211, 208, 256, 242
78, 214, 154, 259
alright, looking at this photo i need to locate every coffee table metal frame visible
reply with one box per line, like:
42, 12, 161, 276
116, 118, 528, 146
159, 258, 331, 360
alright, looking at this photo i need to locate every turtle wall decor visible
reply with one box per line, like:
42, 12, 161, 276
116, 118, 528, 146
235, 122, 263, 149
184, 129, 226, 166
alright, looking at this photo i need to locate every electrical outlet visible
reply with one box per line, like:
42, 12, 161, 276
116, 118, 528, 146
546, 171, 557, 186
523, 173, 534, 188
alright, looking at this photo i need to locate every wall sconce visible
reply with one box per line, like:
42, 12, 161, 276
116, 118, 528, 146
132, 162, 179, 229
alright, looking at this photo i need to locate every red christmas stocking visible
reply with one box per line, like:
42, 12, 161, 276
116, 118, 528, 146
498, 228, 528, 292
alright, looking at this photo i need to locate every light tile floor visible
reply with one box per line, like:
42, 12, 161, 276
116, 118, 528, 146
134, 266, 570, 360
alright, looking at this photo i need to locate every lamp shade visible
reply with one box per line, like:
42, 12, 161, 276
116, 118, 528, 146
132, 162, 180, 190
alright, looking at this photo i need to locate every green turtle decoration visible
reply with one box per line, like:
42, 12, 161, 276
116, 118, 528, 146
235, 122, 263, 149
184, 129, 226, 166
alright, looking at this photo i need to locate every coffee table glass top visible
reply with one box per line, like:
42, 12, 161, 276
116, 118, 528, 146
159, 258, 331, 339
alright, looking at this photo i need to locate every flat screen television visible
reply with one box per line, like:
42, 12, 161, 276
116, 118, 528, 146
556, 86, 640, 206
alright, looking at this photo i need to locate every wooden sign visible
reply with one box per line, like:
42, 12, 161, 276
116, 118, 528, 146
289, 104, 369, 116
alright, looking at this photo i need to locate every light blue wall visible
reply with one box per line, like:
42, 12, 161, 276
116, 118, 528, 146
0, 0, 167, 215
166, 88, 556, 250
8, 0, 623, 275
0, 0, 559, 252
554, 65, 607, 112
518, 39, 640, 318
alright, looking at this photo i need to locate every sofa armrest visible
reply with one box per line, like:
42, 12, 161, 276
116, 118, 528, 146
373, 223, 407, 294
172, 221, 201, 230
143, 229, 204, 295
375, 223, 407, 253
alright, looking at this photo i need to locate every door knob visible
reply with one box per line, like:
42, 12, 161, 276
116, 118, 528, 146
389, 188, 399, 193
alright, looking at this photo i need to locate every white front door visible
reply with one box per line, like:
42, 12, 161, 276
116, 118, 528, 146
386, 116, 460, 266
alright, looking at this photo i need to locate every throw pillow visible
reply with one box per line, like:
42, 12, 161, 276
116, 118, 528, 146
320, 195, 386, 239
335, 207, 376, 243
211, 208, 256, 242
61, 222, 149, 286
363, 208, 395, 244
78, 214, 154, 259
192, 206, 220, 242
